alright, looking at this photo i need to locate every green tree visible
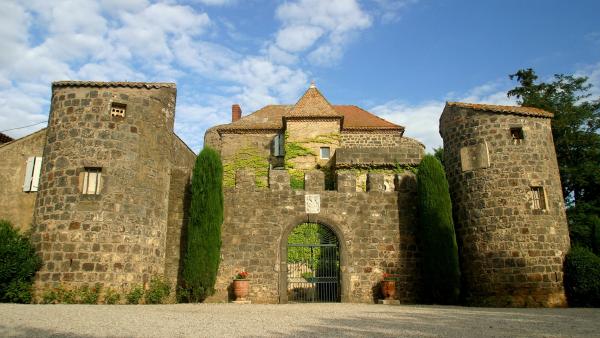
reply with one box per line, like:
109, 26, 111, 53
181, 147, 224, 302
0, 220, 42, 303
508, 69, 600, 249
433, 147, 444, 168
416, 155, 460, 304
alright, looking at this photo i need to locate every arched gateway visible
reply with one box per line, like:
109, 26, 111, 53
280, 223, 340, 303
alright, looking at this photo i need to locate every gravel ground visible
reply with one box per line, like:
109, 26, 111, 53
0, 303, 599, 337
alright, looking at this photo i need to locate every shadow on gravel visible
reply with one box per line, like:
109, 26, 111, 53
0, 325, 94, 338
269, 307, 597, 337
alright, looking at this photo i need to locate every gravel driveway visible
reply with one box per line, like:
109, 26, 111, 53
0, 303, 598, 337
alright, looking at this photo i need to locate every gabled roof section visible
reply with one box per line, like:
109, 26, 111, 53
215, 84, 403, 133
286, 85, 341, 118
335, 105, 404, 131
446, 102, 553, 118
218, 105, 292, 131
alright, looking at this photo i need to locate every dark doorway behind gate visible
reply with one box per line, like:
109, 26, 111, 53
286, 223, 340, 303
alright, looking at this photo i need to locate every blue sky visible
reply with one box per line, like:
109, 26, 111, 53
1, 0, 599, 152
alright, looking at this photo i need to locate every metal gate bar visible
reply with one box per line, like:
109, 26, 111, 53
287, 241, 339, 303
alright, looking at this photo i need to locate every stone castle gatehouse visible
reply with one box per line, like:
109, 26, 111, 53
0, 81, 570, 306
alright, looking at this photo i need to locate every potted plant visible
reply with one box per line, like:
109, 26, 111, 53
381, 273, 398, 300
232, 271, 249, 301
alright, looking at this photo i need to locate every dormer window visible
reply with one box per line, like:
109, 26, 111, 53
111, 102, 126, 117
510, 127, 524, 144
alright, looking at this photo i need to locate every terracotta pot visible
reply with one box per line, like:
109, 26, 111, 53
233, 279, 249, 301
381, 280, 396, 300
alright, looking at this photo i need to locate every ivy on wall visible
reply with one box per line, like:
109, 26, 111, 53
222, 147, 269, 188
284, 132, 340, 190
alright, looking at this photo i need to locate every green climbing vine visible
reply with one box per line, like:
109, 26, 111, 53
223, 147, 269, 188
284, 132, 341, 190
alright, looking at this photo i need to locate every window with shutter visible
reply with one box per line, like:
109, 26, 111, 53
23, 156, 42, 192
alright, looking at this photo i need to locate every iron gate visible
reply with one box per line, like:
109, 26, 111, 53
286, 223, 340, 303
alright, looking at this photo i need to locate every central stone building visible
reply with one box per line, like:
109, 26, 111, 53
205, 84, 425, 303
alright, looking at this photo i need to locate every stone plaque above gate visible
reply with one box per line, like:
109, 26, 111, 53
305, 194, 320, 214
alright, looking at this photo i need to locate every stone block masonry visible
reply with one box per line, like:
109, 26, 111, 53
207, 169, 421, 304
30, 82, 195, 298
440, 104, 570, 307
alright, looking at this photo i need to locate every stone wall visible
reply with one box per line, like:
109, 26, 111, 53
440, 105, 570, 307
341, 130, 402, 148
207, 169, 421, 304
335, 137, 424, 168
285, 119, 340, 170
0, 129, 47, 232
31, 83, 179, 294
218, 132, 278, 187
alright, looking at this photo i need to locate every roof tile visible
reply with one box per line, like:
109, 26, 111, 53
446, 102, 553, 118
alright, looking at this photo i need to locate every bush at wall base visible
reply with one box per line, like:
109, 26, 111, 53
564, 246, 600, 307
0, 220, 42, 303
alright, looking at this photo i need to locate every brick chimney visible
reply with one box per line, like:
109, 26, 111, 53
232, 104, 242, 122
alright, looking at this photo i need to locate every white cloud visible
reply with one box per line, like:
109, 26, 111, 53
370, 80, 517, 152
575, 62, 600, 98
193, 0, 236, 5
276, 25, 324, 53
370, 0, 418, 23
273, 0, 371, 65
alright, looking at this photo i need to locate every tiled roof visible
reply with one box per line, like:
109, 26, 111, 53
52, 81, 176, 89
287, 86, 341, 118
335, 105, 403, 130
446, 102, 553, 118
217, 104, 403, 132
0, 132, 13, 143
218, 105, 291, 130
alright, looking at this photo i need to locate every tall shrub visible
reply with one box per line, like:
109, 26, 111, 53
564, 246, 600, 307
0, 220, 42, 303
416, 155, 460, 304
181, 147, 223, 302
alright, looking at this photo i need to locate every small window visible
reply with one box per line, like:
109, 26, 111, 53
23, 156, 42, 192
110, 102, 126, 117
320, 147, 330, 159
272, 133, 285, 157
82, 168, 102, 195
531, 186, 546, 210
510, 127, 524, 144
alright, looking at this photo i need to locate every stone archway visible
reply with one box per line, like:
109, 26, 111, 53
279, 222, 341, 303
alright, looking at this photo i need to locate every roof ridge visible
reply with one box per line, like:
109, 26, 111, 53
446, 101, 553, 118
52, 81, 176, 89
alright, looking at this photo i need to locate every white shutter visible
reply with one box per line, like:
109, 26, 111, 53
23, 157, 35, 192
30, 157, 42, 192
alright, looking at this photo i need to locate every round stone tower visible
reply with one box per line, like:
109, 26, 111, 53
439, 102, 570, 307
32, 81, 177, 293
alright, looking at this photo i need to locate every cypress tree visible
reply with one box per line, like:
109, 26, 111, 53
416, 155, 460, 304
181, 147, 223, 302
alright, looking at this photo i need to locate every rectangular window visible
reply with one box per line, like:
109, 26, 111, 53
82, 168, 102, 195
320, 147, 330, 160
510, 127, 524, 144
531, 187, 546, 210
110, 102, 126, 117
23, 156, 42, 192
272, 133, 285, 157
